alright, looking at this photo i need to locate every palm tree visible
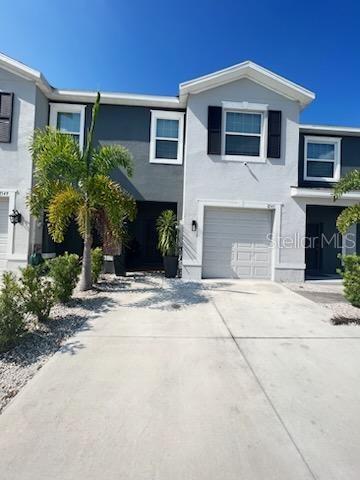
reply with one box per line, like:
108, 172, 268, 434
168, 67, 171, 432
28, 93, 136, 291
334, 169, 360, 234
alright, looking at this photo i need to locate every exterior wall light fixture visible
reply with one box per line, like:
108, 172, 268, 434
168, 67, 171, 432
9, 209, 21, 224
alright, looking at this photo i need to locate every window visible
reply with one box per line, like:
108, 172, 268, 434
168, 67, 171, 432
304, 136, 341, 181
49, 103, 86, 150
225, 112, 262, 156
150, 110, 184, 164
221, 102, 268, 162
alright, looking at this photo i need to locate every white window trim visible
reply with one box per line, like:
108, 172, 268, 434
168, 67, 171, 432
149, 110, 184, 165
221, 102, 268, 163
49, 103, 86, 151
304, 136, 341, 182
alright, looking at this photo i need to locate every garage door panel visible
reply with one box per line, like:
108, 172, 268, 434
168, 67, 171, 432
202, 207, 272, 279
235, 251, 252, 262
234, 266, 252, 277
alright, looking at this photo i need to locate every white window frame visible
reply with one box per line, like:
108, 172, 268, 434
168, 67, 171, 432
49, 103, 86, 151
221, 101, 268, 163
304, 136, 341, 182
149, 110, 184, 165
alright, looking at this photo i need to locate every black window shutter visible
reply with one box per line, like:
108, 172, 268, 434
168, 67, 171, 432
0, 92, 14, 143
208, 106, 222, 155
267, 110, 281, 158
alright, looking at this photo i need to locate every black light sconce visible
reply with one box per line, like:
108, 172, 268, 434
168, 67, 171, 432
9, 209, 21, 225
191, 220, 197, 232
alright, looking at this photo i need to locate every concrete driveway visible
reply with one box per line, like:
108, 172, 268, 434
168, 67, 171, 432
1, 276, 360, 479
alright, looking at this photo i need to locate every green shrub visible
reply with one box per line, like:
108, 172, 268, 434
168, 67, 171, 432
338, 254, 360, 307
20, 266, 55, 322
47, 253, 81, 303
0, 272, 26, 352
91, 247, 103, 284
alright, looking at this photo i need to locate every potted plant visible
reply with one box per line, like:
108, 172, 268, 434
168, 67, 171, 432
156, 210, 178, 278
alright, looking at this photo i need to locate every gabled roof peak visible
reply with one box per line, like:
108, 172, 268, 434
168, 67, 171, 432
179, 61, 315, 109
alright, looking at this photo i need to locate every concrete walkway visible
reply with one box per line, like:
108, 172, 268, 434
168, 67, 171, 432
1, 276, 360, 479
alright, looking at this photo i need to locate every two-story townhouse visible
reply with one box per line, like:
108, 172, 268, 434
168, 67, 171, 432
0, 53, 184, 272
180, 63, 360, 282
0, 52, 359, 281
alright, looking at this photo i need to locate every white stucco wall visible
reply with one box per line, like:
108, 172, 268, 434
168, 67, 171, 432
182, 78, 306, 281
0, 68, 39, 271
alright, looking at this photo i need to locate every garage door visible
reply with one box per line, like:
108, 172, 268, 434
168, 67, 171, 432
202, 207, 272, 279
0, 198, 9, 272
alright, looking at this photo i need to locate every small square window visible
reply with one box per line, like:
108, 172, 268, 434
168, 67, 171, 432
304, 137, 341, 181
150, 111, 184, 165
49, 104, 86, 150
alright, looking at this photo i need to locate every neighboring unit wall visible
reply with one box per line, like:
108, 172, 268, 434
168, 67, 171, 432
0, 68, 38, 271
182, 78, 305, 281
298, 132, 360, 187
85, 104, 185, 213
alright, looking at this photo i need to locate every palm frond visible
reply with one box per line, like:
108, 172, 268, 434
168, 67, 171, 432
30, 127, 84, 186
47, 187, 82, 242
90, 175, 136, 240
336, 204, 360, 234
92, 144, 134, 177
334, 169, 360, 200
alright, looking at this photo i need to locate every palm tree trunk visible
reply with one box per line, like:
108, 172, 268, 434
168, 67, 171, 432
79, 214, 93, 291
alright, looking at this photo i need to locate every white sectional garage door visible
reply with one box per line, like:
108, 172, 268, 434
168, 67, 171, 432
0, 198, 9, 272
202, 207, 272, 279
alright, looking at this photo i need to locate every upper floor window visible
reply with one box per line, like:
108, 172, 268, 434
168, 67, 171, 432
150, 110, 184, 165
225, 111, 262, 156
304, 136, 341, 182
49, 103, 86, 150
221, 102, 268, 162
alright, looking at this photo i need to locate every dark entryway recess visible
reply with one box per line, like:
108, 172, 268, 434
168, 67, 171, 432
42, 219, 101, 257
42, 201, 177, 271
305, 205, 344, 279
125, 201, 177, 271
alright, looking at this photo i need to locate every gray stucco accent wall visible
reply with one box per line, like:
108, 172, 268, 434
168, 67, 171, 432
298, 133, 360, 188
84, 104, 185, 214
34, 87, 49, 130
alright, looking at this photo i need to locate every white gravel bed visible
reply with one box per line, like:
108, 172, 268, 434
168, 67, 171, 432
285, 281, 360, 325
0, 284, 116, 414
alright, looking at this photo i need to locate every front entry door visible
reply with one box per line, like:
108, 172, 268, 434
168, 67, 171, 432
306, 223, 322, 273
126, 201, 177, 270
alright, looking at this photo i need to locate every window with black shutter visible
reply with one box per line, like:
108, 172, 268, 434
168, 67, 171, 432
0, 92, 14, 143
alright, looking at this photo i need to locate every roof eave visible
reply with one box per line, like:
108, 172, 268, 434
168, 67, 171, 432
300, 124, 360, 136
49, 89, 182, 108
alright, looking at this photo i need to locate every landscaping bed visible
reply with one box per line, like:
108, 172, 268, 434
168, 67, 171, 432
0, 288, 112, 413
285, 282, 360, 325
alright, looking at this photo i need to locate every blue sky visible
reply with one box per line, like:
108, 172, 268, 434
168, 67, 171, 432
1, 0, 360, 125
